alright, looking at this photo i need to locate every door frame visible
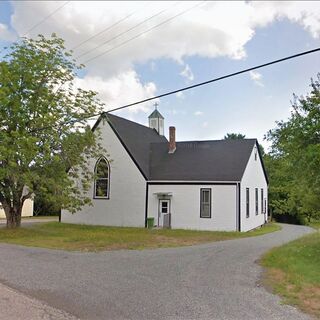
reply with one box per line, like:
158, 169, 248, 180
158, 199, 171, 227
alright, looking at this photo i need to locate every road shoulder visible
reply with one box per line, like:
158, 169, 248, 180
0, 282, 77, 320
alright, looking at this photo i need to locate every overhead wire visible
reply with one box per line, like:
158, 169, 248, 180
27, 46, 320, 134
75, 1, 180, 60
71, 9, 138, 51
82, 1, 205, 64
22, 1, 70, 37
0, 1, 70, 57
106, 47, 320, 112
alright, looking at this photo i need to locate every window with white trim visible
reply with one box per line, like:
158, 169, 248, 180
200, 188, 211, 218
94, 157, 110, 198
261, 189, 264, 214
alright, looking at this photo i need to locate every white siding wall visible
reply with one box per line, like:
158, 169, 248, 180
241, 144, 268, 232
0, 199, 34, 218
148, 184, 237, 231
61, 120, 146, 227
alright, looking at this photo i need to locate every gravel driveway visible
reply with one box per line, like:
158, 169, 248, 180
0, 223, 314, 320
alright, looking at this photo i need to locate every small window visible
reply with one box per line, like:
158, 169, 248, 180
200, 188, 211, 218
261, 189, 264, 214
94, 157, 110, 198
246, 188, 250, 218
255, 188, 258, 215
161, 201, 168, 213
254, 146, 258, 161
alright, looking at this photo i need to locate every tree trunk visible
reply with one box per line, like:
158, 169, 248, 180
4, 205, 22, 228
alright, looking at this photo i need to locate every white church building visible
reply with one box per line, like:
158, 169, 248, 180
62, 109, 268, 232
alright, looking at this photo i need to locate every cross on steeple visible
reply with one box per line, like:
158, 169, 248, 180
153, 102, 159, 110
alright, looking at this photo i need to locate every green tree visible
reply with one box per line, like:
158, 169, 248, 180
223, 133, 246, 140
0, 35, 104, 228
266, 74, 320, 223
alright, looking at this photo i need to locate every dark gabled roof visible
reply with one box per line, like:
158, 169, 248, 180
93, 113, 267, 183
148, 109, 164, 119
104, 113, 167, 179
149, 139, 257, 181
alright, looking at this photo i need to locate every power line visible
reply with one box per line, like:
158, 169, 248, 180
76, 2, 179, 60
26, 46, 320, 133
22, 1, 70, 37
106, 47, 320, 113
71, 10, 137, 51
82, 1, 205, 64
0, 1, 70, 57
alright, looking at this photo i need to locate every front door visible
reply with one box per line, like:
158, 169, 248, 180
159, 199, 170, 227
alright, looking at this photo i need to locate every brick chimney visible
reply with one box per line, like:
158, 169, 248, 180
168, 126, 176, 154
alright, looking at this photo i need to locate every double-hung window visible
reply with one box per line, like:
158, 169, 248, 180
200, 188, 211, 218
261, 189, 264, 214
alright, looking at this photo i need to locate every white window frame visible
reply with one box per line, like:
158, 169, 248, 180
246, 188, 250, 218
94, 157, 110, 199
200, 188, 211, 218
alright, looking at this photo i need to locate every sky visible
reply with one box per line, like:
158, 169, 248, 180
1, 1, 320, 150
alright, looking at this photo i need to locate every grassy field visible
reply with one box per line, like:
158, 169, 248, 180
0, 221, 280, 252
261, 222, 320, 318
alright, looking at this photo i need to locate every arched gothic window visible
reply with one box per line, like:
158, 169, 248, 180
94, 157, 110, 198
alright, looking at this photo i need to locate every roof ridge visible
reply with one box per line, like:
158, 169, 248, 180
150, 138, 257, 145
177, 138, 257, 143
107, 113, 159, 133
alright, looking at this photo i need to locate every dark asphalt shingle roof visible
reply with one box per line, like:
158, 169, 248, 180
106, 114, 167, 178
149, 140, 256, 181
97, 113, 262, 182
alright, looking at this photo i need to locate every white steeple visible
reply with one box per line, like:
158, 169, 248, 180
148, 103, 164, 135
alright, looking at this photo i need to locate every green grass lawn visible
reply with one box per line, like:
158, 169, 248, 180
261, 222, 320, 318
0, 221, 280, 252
309, 220, 320, 230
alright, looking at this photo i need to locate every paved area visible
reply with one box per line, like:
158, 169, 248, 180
0, 223, 314, 320
0, 282, 77, 320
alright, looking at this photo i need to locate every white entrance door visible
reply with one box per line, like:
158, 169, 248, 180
159, 200, 170, 227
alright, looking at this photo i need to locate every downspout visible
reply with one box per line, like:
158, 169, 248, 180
144, 182, 149, 228
237, 182, 241, 232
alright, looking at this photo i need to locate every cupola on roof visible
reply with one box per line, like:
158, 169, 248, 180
148, 108, 164, 119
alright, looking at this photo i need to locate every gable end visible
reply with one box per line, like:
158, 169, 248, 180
92, 113, 148, 180
240, 140, 269, 185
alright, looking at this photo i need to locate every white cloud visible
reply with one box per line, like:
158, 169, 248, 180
0, 23, 16, 42
251, 2, 320, 38
6, 1, 264, 77
175, 91, 185, 99
9, 2, 320, 75
249, 70, 264, 87
6, 1, 320, 112
194, 111, 203, 116
180, 64, 194, 82
74, 70, 157, 113
202, 121, 208, 128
